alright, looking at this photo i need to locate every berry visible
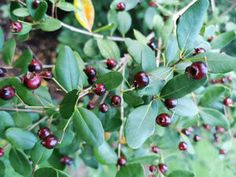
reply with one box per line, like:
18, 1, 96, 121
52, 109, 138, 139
116, 2, 126, 11
158, 163, 168, 174
0, 68, 6, 77
133, 72, 149, 89
10, 21, 22, 33
178, 141, 188, 151
186, 62, 208, 80
193, 135, 201, 142
0, 148, 4, 157
99, 103, 109, 113
164, 99, 177, 109
193, 48, 206, 55
28, 59, 43, 73
117, 157, 126, 166
88, 77, 97, 85
38, 127, 51, 139
207, 36, 214, 42
106, 59, 117, 70
149, 165, 157, 172
41, 71, 53, 80
226, 75, 233, 82
147, 39, 157, 50
216, 126, 225, 134
149, 1, 158, 7
151, 146, 159, 153
60, 156, 73, 166
0, 86, 15, 100
213, 133, 219, 143
87, 102, 95, 110
149, 175, 155, 177
219, 149, 226, 155
181, 128, 191, 136
84, 66, 96, 78
203, 124, 211, 131
23, 73, 41, 90
32, 0, 40, 9
111, 95, 121, 107
41, 135, 58, 149
93, 84, 106, 96
223, 98, 233, 107
156, 113, 171, 127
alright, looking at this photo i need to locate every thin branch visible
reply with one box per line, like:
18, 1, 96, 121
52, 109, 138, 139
0, 107, 44, 113
28, 116, 49, 131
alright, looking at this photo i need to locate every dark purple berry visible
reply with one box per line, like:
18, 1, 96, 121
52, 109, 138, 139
178, 141, 188, 151
156, 113, 171, 127
0, 68, 6, 77
84, 66, 96, 78
151, 146, 159, 153
0, 86, 15, 100
28, 59, 43, 73
193, 48, 206, 55
193, 135, 201, 142
149, 165, 157, 172
164, 99, 177, 109
87, 102, 95, 110
158, 163, 168, 174
60, 156, 73, 166
111, 95, 121, 107
32, 0, 40, 9
0, 148, 4, 157
106, 59, 117, 70
41, 135, 58, 149
223, 98, 233, 107
10, 21, 22, 33
99, 103, 109, 113
116, 2, 126, 11
133, 72, 149, 89
117, 157, 126, 166
38, 127, 51, 140
93, 84, 106, 96
23, 73, 41, 90
186, 62, 208, 80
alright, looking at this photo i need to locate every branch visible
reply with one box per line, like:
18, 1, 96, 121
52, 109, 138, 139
0, 107, 44, 113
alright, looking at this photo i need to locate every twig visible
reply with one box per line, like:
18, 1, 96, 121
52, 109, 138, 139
52, 78, 68, 93
58, 117, 73, 144
210, 0, 216, 12
156, 37, 162, 67
28, 116, 49, 131
0, 107, 44, 113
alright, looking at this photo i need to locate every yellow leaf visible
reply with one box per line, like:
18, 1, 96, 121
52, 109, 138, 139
74, 0, 95, 32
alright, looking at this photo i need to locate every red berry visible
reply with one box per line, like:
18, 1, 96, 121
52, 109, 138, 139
0, 86, 15, 100
41, 71, 53, 80
186, 62, 208, 80
219, 149, 226, 155
151, 146, 159, 153
32, 0, 40, 9
84, 66, 96, 78
158, 163, 168, 174
28, 59, 43, 73
87, 102, 95, 110
0, 148, 4, 157
111, 95, 121, 107
60, 156, 73, 166
223, 98, 233, 107
149, 1, 158, 7
106, 59, 117, 70
226, 75, 233, 82
133, 72, 149, 89
193, 48, 206, 55
216, 126, 225, 134
116, 2, 126, 11
193, 135, 201, 142
178, 141, 188, 151
207, 36, 214, 42
117, 157, 126, 166
99, 103, 109, 113
41, 135, 58, 149
164, 99, 177, 109
203, 124, 211, 131
156, 113, 171, 127
38, 127, 51, 139
93, 84, 106, 96
23, 73, 41, 90
149, 165, 157, 172
0, 68, 6, 77
10, 21, 22, 33
181, 128, 191, 136
88, 77, 97, 85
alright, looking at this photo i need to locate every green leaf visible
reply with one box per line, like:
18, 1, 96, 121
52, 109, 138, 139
125, 101, 158, 149
57, 2, 74, 12
116, 163, 145, 177
34, 86, 54, 106
123, 91, 144, 107
199, 107, 229, 129
94, 141, 118, 165
12, 112, 32, 128
166, 34, 179, 65
128, 154, 159, 164
2, 39, 16, 65
13, 8, 30, 17
133, 29, 149, 44
9, 149, 32, 177
13, 49, 33, 73
175, 97, 198, 117
34, 168, 67, 177
96, 71, 123, 91
168, 170, 195, 177
160, 73, 207, 99
83, 39, 99, 57
97, 38, 120, 60
0, 161, 5, 177
0, 111, 15, 131
34, 1, 48, 21
30, 142, 53, 165
177, 0, 209, 52
54, 45, 81, 92
117, 11, 132, 36
199, 85, 228, 107
40, 18, 62, 32
211, 31, 236, 49
0, 27, 4, 51
60, 89, 78, 119
144, 7, 156, 29
5, 127, 37, 149
73, 108, 104, 147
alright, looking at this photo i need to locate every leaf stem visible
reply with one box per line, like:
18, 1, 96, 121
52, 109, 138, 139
0, 107, 44, 113
52, 78, 68, 93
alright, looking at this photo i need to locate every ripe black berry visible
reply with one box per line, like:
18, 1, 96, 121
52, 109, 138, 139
60, 156, 73, 166
133, 72, 149, 89
0, 68, 6, 77
223, 98, 233, 107
0, 148, 4, 157
156, 113, 171, 127
28, 59, 43, 73
23, 73, 41, 90
111, 95, 121, 107
10, 21, 22, 33
149, 165, 157, 172
216, 126, 225, 134
99, 103, 109, 113
88, 77, 97, 85
106, 59, 117, 70
93, 84, 106, 96
219, 149, 226, 155
151, 146, 159, 153
186, 62, 208, 80
193, 135, 201, 142
0, 86, 15, 100
32, 0, 40, 9
178, 141, 188, 151
164, 99, 177, 109
87, 102, 95, 110
117, 157, 126, 166
116, 2, 126, 11
158, 163, 168, 174
84, 66, 96, 78
193, 48, 206, 55
181, 128, 191, 136
203, 124, 211, 131
147, 39, 157, 50
38, 127, 51, 140
41, 135, 58, 149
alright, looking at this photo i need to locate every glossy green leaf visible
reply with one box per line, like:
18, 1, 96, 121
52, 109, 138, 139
34, 167, 69, 177
2, 39, 16, 65
13, 49, 33, 73
133, 29, 148, 44
13, 8, 30, 17
57, 2, 74, 12
128, 154, 159, 164
5, 127, 37, 149
175, 97, 198, 117
166, 34, 179, 65
123, 91, 144, 107
168, 170, 195, 177
12, 112, 32, 128
160, 73, 207, 99
0, 111, 15, 131
34, 1, 48, 21
40, 18, 62, 32
97, 38, 120, 60
116, 163, 144, 177
0, 161, 5, 177
211, 31, 236, 49
34, 86, 54, 106
117, 11, 132, 36
125, 101, 158, 149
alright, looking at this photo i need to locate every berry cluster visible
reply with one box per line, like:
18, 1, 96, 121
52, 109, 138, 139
37, 127, 58, 149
